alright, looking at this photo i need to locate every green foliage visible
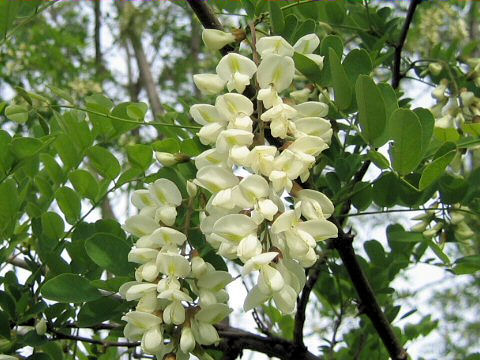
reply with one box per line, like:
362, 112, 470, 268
0, 1, 479, 359
41, 274, 102, 303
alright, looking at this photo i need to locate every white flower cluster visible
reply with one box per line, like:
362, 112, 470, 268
120, 179, 233, 359
411, 203, 474, 241
191, 31, 338, 314
431, 78, 480, 130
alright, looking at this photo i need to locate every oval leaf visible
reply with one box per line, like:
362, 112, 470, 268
85, 233, 134, 276
68, 169, 99, 201
355, 75, 387, 146
55, 186, 81, 225
86, 145, 121, 179
41, 273, 101, 303
329, 48, 352, 110
388, 109, 423, 175
5, 104, 29, 123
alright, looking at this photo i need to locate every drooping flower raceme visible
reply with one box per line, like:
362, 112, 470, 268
121, 30, 338, 359
121, 178, 233, 359
190, 31, 338, 317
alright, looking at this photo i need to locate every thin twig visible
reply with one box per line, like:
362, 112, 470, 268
392, 0, 422, 89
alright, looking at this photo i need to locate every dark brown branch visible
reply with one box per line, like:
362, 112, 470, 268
116, 2, 164, 122
185, 0, 234, 56
293, 258, 324, 347
93, 0, 103, 76
215, 324, 321, 360
392, 0, 422, 89
331, 225, 408, 360
50, 328, 139, 348
51, 323, 321, 360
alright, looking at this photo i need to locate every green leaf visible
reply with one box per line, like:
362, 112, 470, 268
388, 109, 423, 175
85, 94, 114, 137
293, 19, 316, 42
40, 154, 64, 184
68, 169, 99, 201
324, 1, 345, 25
419, 150, 456, 190
0, 311, 10, 339
86, 145, 121, 179
55, 186, 81, 225
47, 85, 75, 104
318, 35, 343, 85
0, 0, 21, 39
0, 179, 19, 238
41, 274, 102, 303
425, 239, 450, 265
281, 14, 298, 42
377, 83, 398, 120
241, 0, 255, 19
41, 212, 64, 240
387, 224, 424, 243
342, 49, 372, 87
293, 52, 322, 84
117, 167, 144, 186
368, 150, 390, 169
351, 181, 372, 211
152, 138, 181, 153
320, 35, 343, 59
269, 1, 285, 34
110, 102, 142, 134
355, 75, 387, 146
5, 104, 29, 123
11, 137, 43, 159
126, 144, 153, 171
77, 296, 124, 327
372, 172, 398, 207
413, 107, 435, 154
85, 233, 134, 276
329, 48, 352, 110
438, 174, 468, 204
364, 240, 386, 265
54, 133, 80, 169
453, 255, 480, 275
126, 102, 148, 121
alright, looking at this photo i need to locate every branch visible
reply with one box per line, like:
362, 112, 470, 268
215, 324, 321, 360
50, 328, 138, 348
52, 323, 321, 360
392, 0, 422, 89
331, 225, 408, 360
293, 258, 324, 347
185, 0, 234, 56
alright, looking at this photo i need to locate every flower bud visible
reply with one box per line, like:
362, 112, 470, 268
290, 88, 311, 103
460, 91, 475, 107
180, 326, 195, 353
411, 221, 427, 233
192, 256, 207, 278
193, 74, 226, 95
187, 180, 198, 198
155, 152, 190, 167
142, 326, 164, 354
428, 62, 442, 75
202, 29, 236, 50
163, 301, 185, 325
193, 322, 219, 345
35, 318, 47, 336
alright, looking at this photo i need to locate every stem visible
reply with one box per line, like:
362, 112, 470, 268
49, 105, 200, 130
392, 0, 422, 89
331, 226, 408, 360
